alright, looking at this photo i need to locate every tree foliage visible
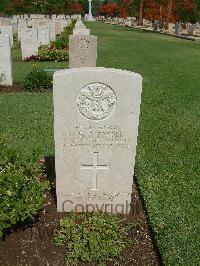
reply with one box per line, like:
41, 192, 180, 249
1, 0, 200, 23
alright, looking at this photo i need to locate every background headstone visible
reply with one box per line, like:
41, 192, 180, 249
21, 28, 38, 60
0, 34, 13, 86
69, 35, 97, 68
175, 22, 182, 35
49, 21, 56, 41
73, 20, 90, 35
187, 24, 195, 36
0, 26, 13, 47
38, 26, 50, 46
55, 21, 62, 35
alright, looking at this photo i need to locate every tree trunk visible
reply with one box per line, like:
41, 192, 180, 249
138, 0, 144, 25
166, 0, 173, 28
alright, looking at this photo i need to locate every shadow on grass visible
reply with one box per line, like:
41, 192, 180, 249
133, 174, 163, 266
44, 156, 57, 204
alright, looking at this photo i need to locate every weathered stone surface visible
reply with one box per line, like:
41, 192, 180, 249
53, 68, 143, 214
0, 34, 13, 86
73, 27, 90, 35
69, 35, 97, 68
73, 20, 90, 35
55, 21, 62, 35
38, 26, 50, 46
0, 26, 13, 46
18, 21, 28, 41
21, 28, 38, 60
49, 22, 56, 41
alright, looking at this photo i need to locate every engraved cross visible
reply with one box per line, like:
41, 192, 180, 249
81, 152, 109, 191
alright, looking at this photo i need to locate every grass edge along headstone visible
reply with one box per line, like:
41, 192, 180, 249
53, 67, 143, 214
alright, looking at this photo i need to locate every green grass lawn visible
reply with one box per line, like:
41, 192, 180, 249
12, 48, 68, 83
1, 22, 200, 265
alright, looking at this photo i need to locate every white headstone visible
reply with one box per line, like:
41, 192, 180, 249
54, 68, 143, 214
0, 19, 11, 26
39, 20, 48, 26
55, 21, 62, 35
0, 26, 13, 47
12, 20, 18, 34
69, 35, 97, 68
168, 23, 173, 33
57, 15, 65, 20
49, 21, 56, 41
73, 20, 90, 35
0, 34, 13, 86
51, 14, 57, 20
21, 28, 38, 60
18, 20, 28, 41
38, 26, 50, 46
31, 20, 39, 29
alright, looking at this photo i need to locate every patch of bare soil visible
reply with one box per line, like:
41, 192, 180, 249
0, 160, 161, 266
0, 84, 23, 93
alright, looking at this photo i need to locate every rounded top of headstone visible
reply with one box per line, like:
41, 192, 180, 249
75, 19, 85, 29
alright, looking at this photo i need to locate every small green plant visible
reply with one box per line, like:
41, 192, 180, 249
13, 33, 20, 49
51, 38, 67, 49
54, 212, 135, 265
0, 137, 47, 238
22, 65, 52, 92
51, 21, 76, 50
61, 21, 76, 40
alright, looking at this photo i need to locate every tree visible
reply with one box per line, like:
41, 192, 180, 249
166, 0, 173, 26
174, 0, 198, 23
138, 0, 144, 24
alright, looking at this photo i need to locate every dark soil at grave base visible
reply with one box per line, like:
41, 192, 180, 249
0, 182, 161, 266
0, 84, 23, 93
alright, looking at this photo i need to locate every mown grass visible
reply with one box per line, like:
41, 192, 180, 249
12, 48, 68, 83
1, 22, 200, 265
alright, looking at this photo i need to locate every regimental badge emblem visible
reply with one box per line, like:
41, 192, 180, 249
77, 82, 117, 121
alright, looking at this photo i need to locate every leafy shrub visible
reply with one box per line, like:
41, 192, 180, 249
61, 20, 76, 41
54, 212, 134, 265
22, 66, 52, 92
0, 137, 46, 238
51, 21, 76, 50
38, 47, 68, 62
51, 39, 66, 49
13, 33, 20, 49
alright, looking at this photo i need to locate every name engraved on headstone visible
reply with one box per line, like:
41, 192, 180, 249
60, 125, 131, 150
79, 38, 90, 49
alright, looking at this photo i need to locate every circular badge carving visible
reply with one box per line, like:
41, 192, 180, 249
77, 83, 117, 120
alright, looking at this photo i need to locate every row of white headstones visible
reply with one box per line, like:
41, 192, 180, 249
0, 15, 143, 214
98, 16, 200, 37
0, 17, 98, 86
0, 19, 71, 86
